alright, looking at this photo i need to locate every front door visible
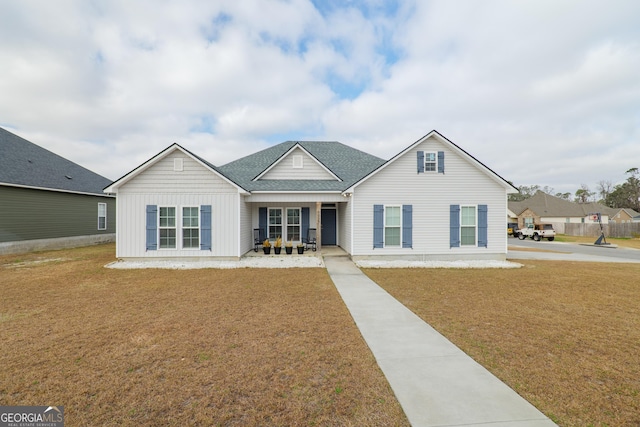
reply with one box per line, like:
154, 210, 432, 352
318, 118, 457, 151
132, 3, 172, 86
321, 209, 337, 245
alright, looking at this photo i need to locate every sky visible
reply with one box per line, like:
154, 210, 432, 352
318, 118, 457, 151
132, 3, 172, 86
1, 0, 639, 196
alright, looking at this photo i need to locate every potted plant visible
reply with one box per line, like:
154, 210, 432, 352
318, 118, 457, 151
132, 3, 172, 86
274, 236, 282, 255
285, 241, 293, 255
297, 243, 304, 255
262, 239, 271, 255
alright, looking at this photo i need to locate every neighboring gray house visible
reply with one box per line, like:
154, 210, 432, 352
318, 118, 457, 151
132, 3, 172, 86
104, 130, 517, 261
0, 127, 115, 254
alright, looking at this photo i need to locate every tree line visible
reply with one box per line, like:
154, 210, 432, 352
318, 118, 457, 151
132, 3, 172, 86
509, 168, 640, 211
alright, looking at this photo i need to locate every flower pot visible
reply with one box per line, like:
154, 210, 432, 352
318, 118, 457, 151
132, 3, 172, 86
274, 247, 282, 255
297, 246, 304, 254
263, 247, 271, 255
285, 246, 293, 255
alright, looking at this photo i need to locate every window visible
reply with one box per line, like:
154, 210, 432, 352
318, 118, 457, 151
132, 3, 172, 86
159, 207, 176, 249
98, 203, 107, 230
182, 207, 199, 248
384, 206, 401, 247
287, 208, 301, 241
424, 152, 437, 172
460, 206, 476, 246
268, 208, 283, 239
418, 151, 445, 174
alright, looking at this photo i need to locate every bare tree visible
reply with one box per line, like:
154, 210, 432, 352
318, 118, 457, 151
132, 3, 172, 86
596, 180, 613, 202
574, 184, 594, 204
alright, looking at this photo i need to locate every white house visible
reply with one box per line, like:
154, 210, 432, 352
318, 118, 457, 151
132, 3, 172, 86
104, 130, 517, 261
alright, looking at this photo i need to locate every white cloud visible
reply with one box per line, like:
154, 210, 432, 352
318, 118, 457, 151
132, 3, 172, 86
0, 0, 639, 197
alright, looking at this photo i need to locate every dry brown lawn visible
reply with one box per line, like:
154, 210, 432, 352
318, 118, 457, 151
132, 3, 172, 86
0, 244, 409, 426
365, 261, 640, 427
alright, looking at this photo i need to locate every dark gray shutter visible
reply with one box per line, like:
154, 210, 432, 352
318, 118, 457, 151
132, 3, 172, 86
259, 207, 267, 241
438, 151, 445, 174
417, 151, 424, 173
200, 205, 212, 250
478, 204, 488, 248
450, 204, 460, 248
373, 205, 384, 248
402, 205, 412, 248
146, 205, 158, 251
302, 207, 310, 241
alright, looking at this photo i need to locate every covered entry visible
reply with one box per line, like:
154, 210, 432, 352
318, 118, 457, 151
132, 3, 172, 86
321, 205, 337, 245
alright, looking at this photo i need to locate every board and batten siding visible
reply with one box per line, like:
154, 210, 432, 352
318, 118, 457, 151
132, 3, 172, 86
351, 136, 509, 259
115, 151, 240, 258
239, 198, 253, 255
260, 147, 337, 181
338, 198, 351, 254
0, 186, 115, 243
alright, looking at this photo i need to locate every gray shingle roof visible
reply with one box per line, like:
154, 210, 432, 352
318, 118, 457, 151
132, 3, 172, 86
0, 127, 112, 196
509, 191, 611, 217
218, 141, 386, 191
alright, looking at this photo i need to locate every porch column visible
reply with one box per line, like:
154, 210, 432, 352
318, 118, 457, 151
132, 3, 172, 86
316, 201, 322, 251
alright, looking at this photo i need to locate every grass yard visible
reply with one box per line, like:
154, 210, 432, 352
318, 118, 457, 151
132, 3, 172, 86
365, 261, 640, 427
0, 244, 409, 426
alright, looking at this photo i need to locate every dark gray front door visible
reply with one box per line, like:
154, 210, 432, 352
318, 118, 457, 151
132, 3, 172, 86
321, 209, 337, 245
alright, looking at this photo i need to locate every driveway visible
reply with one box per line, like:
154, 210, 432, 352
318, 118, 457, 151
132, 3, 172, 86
508, 238, 640, 263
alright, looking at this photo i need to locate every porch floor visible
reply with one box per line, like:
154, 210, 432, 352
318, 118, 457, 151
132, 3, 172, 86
243, 245, 348, 258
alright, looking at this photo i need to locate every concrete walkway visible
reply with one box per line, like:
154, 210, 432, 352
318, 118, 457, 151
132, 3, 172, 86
324, 256, 557, 427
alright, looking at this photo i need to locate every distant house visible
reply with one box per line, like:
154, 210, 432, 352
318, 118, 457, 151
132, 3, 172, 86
508, 191, 613, 230
105, 130, 517, 261
608, 208, 640, 224
0, 127, 115, 254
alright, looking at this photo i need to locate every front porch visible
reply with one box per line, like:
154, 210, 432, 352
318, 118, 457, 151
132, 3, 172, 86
243, 245, 348, 258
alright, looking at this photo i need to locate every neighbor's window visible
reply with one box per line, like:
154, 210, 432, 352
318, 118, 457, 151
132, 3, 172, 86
424, 152, 437, 172
384, 206, 401, 247
287, 208, 301, 241
182, 207, 199, 248
98, 203, 107, 230
461, 206, 476, 246
159, 207, 177, 249
268, 208, 283, 240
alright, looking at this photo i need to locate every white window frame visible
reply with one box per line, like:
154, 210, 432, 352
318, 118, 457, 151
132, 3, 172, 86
97, 203, 107, 230
268, 207, 283, 240
158, 206, 177, 249
292, 155, 303, 169
460, 205, 477, 246
424, 151, 438, 172
181, 206, 200, 249
286, 207, 301, 242
384, 205, 402, 248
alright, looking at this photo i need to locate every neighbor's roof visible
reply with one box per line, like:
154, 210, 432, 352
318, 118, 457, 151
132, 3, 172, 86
217, 140, 386, 192
609, 207, 640, 218
0, 127, 112, 196
509, 191, 612, 217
